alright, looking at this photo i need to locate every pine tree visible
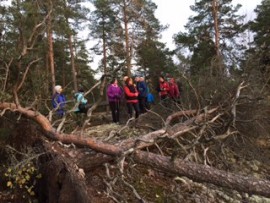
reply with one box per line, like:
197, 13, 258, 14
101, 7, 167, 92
90, 0, 125, 76
249, 0, 270, 83
174, 0, 245, 76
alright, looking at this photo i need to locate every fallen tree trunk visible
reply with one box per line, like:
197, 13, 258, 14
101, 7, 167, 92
0, 102, 122, 156
2, 102, 270, 198
133, 151, 270, 198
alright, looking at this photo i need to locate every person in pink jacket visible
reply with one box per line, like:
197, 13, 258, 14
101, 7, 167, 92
107, 78, 123, 123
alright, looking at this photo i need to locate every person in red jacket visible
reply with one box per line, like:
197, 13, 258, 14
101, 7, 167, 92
168, 77, 180, 102
158, 76, 170, 100
124, 77, 140, 119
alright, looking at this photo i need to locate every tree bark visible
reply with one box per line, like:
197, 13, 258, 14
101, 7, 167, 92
123, 0, 131, 77
1, 102, 270, 198
133, 151, 270, 198
102, 21, 107, 75
37, 142, 90, 203
212, 0, 224, 75
212, 0, 220, 57
46, 4, 56, 93
68, 35, 78, 92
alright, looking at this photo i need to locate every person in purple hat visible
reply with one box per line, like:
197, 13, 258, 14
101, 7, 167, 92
107, 78, 123, 123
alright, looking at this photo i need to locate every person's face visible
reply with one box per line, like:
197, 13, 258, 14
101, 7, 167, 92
159, 77, 164, 82
135, 77, 139, 82
114, 79, 118, 85
129, 79, 133, 85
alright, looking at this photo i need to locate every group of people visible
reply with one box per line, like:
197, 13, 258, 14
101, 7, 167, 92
52, 85, 90, 117
106, 75, 180, 124
157, 76, 180, 102
106, 76, 145, 124
51, 75, 180, 124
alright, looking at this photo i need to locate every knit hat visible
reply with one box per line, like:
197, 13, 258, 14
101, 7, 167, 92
54, 85, 62, 93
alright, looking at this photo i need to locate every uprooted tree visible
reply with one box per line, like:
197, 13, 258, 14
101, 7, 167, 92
1, 0, 270, 202
1, 77, 270, 202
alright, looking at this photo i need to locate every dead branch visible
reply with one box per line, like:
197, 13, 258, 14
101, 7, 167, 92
27, 9, 52, 50
2, 102, 270, 197
231, 81, 248, 126
165, 109, 197, 127
2, 58, 13, 92
181, 73, 201, 110
16, 58, 42, 92
121, 177, 146, 203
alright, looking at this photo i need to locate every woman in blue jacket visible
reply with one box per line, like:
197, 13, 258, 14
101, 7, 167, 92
52, 85, 66, 117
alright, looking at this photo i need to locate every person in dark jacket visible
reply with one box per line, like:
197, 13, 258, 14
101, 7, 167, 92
135, 76, 148, 113
107, 78, 123, 123
52, 85, 66, 117
124, 77, 140, 119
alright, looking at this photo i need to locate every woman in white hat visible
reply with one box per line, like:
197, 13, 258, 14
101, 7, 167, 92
52, 85, 66, 117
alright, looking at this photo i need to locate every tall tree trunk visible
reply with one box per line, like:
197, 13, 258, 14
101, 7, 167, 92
68, 35, 78, 92
63, 0, 78, 92
47, 11, 56, 93
212, 0, 220, 57
45, 53, 50, 96
212, 0, 223, 75
102, 23, 107, 75
102, 23, 110, 112
123, 0, 131, 77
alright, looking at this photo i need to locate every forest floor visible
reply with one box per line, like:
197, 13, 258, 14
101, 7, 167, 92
0, 103, 270, 202
72, 104, 270, 203
84, 125, 270, 202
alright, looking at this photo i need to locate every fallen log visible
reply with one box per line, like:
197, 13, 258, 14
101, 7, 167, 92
2, 102, 270, 198
0, 102, 122, 156
133, 151, 270, 198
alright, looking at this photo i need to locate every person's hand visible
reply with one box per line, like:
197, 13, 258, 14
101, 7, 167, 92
135, 93, 139, 97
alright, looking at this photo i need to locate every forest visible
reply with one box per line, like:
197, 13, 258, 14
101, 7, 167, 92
0, 0, 270, 202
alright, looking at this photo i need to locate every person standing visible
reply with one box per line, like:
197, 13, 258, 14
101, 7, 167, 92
124, 77, 140, 119
52, 85, 66, 117
168, 77, 180, 102
146, 86, 155, 108
107, 78, 123, 123
157, 76, 170, 100
135, 76, 148, 113
74, 88, 91, 114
